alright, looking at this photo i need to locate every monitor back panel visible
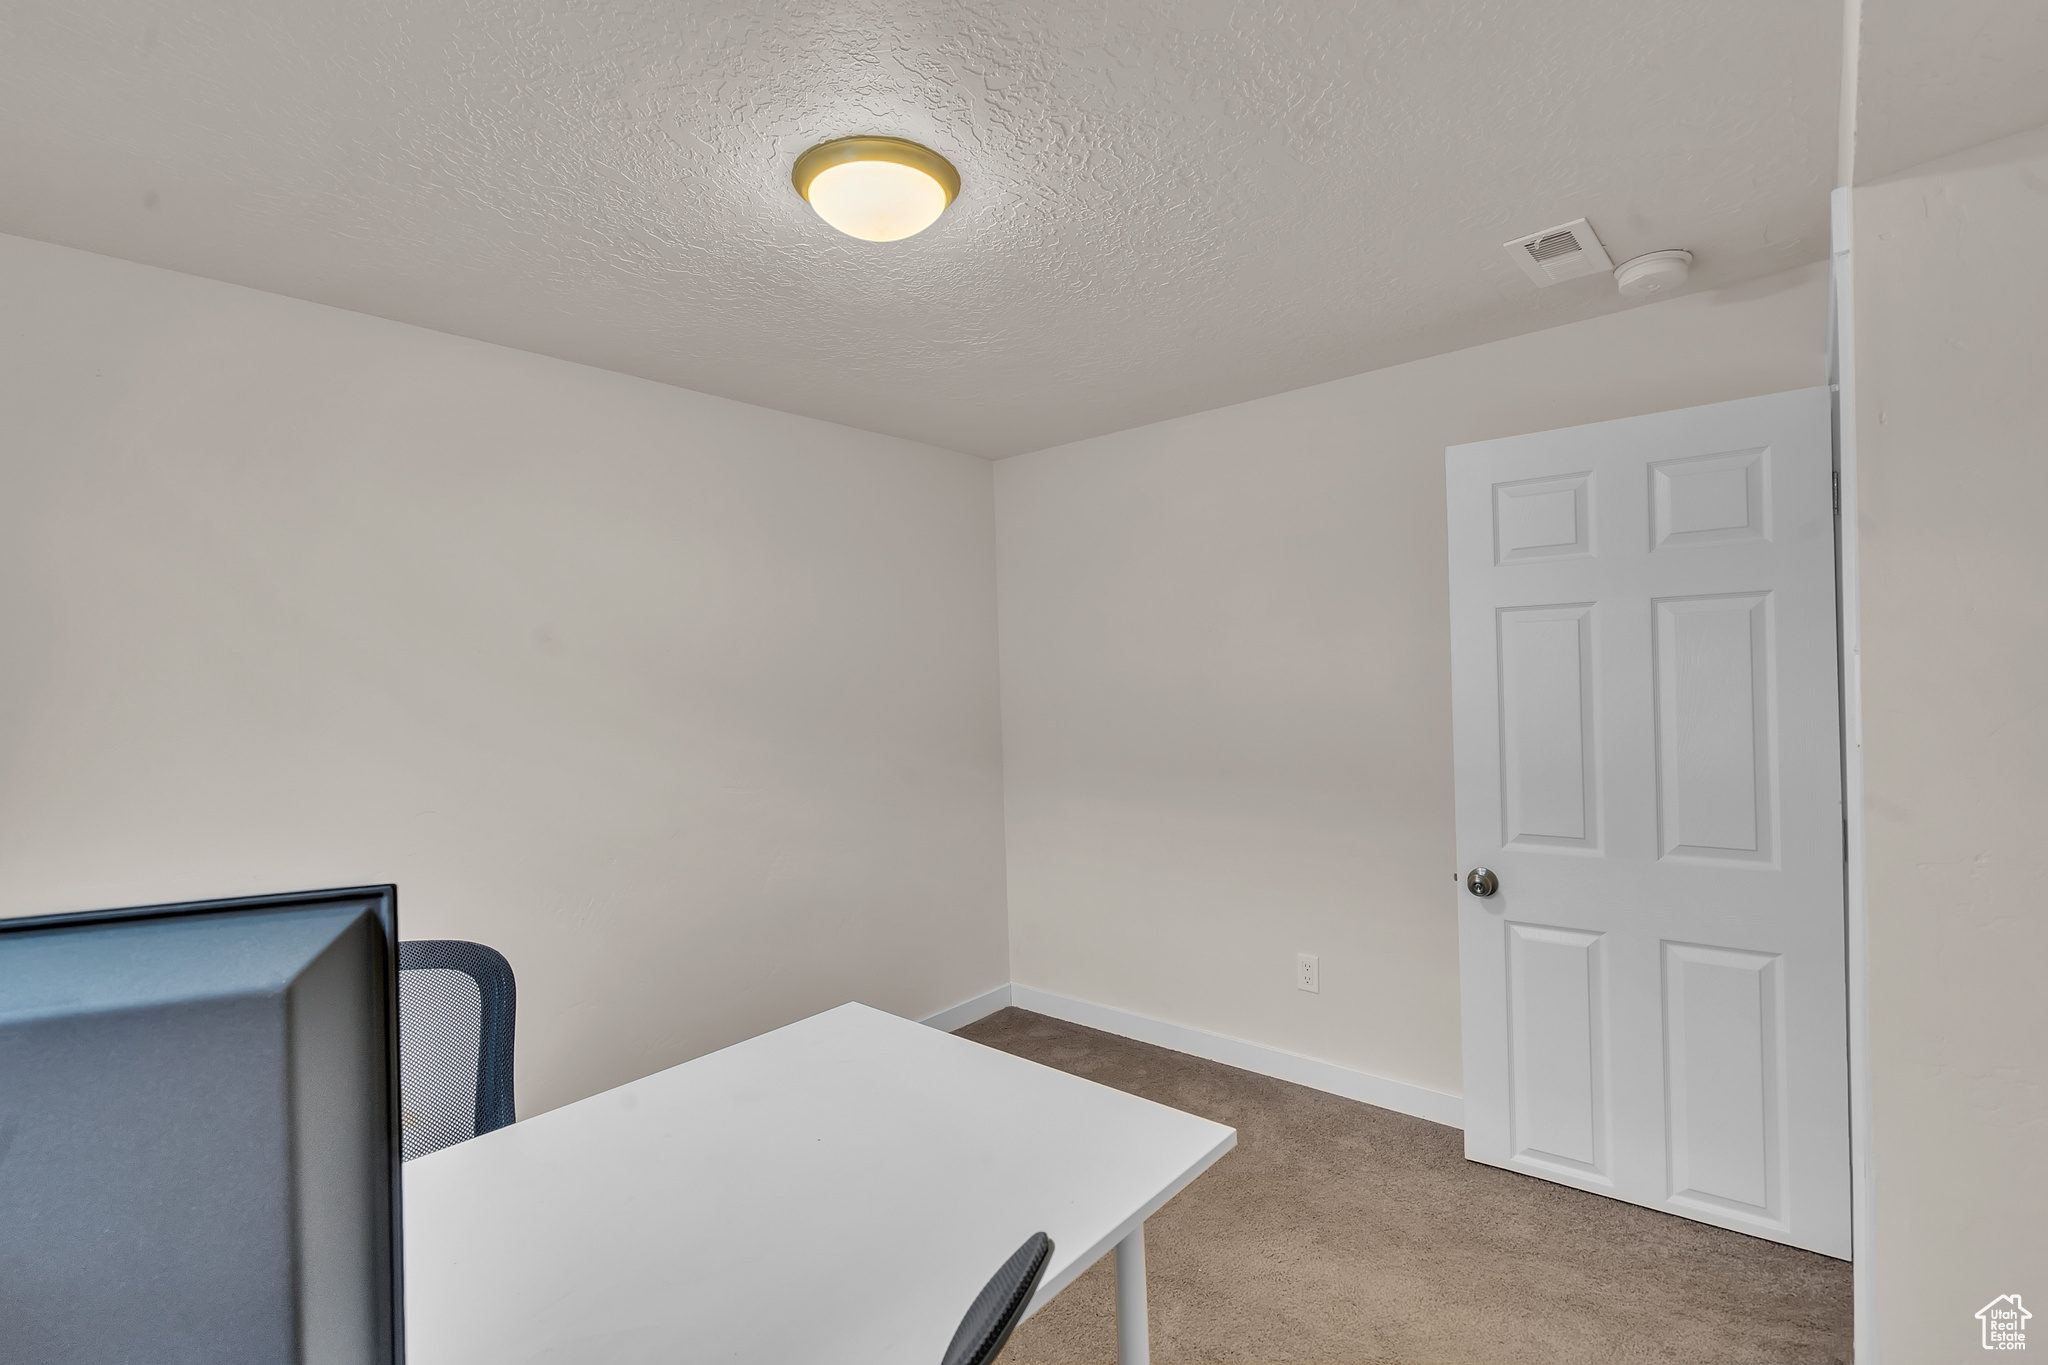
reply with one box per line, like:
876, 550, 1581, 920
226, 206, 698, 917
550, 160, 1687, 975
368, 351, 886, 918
0, 898, 397, 1365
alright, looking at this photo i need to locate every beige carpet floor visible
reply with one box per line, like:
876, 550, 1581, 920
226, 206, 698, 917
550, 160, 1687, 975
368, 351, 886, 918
957, 1008, 1851, 1365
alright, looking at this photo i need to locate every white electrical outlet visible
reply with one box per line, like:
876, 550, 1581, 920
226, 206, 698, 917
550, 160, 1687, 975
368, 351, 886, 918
1296, 952, 1320, 994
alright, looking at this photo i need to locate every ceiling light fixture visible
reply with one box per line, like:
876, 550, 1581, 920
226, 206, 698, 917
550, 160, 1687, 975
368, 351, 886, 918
792, 136, 959, 243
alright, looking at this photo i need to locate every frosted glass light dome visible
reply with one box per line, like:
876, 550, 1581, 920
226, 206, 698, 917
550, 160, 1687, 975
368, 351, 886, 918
792, 137, 959, 243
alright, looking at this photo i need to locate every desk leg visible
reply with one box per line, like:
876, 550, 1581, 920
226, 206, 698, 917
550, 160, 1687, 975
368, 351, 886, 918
1114, 1225, 1149, 1365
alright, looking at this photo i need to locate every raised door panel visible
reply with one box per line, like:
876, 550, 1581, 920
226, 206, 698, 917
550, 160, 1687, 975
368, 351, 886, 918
1663, 943, 1785, 1229
1507, 923, 1608, 1180
1498, 605, 1598, 850
1654, 593, 1775, 863
1494, 472, 1592, 564
1649, 448, 1769, 549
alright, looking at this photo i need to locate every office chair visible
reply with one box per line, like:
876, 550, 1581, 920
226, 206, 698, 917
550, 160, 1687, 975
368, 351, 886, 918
940, 1231, 1054, 1365
398, 939, 517, 1161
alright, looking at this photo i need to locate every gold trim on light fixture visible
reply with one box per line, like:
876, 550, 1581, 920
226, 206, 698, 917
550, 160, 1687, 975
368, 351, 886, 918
792, 136, 960, 205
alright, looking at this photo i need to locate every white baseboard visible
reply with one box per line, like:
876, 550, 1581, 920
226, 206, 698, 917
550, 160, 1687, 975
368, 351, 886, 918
916, 982, 1014, 1033
916, 981, 1464, 1130
1008, 984, 1465, 1130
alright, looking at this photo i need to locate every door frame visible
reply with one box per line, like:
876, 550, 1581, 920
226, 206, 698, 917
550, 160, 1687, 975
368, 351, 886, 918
1829, 185, 1875, 1363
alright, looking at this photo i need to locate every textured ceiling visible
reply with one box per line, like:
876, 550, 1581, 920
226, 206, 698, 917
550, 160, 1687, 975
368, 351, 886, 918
0, 1, 1840, 458
1852, 0, 2048, 185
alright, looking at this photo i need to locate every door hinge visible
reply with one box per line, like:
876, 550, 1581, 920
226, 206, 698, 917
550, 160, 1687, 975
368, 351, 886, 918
1832, 470, 1840, 514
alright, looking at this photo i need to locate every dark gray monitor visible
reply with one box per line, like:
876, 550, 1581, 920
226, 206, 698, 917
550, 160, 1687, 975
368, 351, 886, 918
0, 886, 403, 1365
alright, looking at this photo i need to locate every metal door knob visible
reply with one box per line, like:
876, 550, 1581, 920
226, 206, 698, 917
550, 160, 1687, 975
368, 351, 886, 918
1466, 867, 1499, 898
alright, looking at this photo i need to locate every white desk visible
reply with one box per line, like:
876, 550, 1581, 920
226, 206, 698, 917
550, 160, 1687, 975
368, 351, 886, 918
402, 1003, 1236, 1364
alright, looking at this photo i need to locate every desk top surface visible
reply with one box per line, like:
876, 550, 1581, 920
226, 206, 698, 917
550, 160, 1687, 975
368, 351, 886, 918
402, 1002, 1237, 1364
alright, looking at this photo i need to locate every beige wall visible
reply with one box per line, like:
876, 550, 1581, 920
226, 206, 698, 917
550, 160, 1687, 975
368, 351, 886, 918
0, 234, 1010, 1117
1852, 122, 2048, 1356
995, 263, 1828, 1100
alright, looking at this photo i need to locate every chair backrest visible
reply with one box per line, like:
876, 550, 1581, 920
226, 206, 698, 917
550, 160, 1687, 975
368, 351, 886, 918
940, 1232, 1053, 1365
398, 939, 516, 1161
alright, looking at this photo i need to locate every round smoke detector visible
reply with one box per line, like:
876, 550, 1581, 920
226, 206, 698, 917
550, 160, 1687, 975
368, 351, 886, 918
1614, 250, 1693, 298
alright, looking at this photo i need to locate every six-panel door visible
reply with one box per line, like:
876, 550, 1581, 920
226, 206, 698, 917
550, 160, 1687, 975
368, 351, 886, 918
1446, 388, 1850, 1258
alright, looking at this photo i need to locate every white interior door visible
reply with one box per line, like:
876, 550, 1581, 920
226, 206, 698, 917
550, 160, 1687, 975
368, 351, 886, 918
1446, 387, 1849, 1258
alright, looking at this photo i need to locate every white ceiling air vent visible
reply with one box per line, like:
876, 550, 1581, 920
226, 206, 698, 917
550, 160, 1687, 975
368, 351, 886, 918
1503, 218, 1615, 286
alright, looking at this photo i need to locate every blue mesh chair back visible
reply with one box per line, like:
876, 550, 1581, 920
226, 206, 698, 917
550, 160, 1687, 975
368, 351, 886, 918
941, 1232, 1053, 1365
398, 940, 516, 1161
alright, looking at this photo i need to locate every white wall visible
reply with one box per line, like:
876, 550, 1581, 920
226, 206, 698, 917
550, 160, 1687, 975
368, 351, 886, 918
0, 234, 1010, 1117
995, 263, 1828, 1101
1850, 122, 2048, 1356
